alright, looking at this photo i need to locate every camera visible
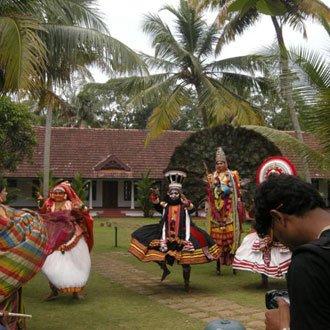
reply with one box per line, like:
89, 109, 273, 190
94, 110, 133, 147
265, 289, 290, 309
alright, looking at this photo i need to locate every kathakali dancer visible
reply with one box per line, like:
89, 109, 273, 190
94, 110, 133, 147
129, 170, 220, 292
232, 156, 295, 287
206, 147, 244, 275
39, 181, 93, 300
0, 184, 48, 329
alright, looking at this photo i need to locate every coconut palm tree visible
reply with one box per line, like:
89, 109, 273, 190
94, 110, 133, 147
83, 0, 271, 142
0, 0, 146, 195
189, 0, 330, 181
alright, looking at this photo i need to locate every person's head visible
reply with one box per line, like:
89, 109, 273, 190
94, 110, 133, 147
50, 186, 67, 203
215, 147, 228, 172
167, 187, 181, 202
254, 174, 326, 248
0, 183, 7, 203
215, 160, 228, 173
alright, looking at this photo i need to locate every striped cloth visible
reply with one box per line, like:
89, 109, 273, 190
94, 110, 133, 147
0, 205, 48, 303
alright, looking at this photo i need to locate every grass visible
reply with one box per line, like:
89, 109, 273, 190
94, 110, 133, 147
22, 217, 286, 329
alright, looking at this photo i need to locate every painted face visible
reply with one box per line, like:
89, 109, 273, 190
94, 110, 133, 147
168, 189, 180, 201
216, 160, 227, 172
0, 188, 8, 203
51, 189, 67, 202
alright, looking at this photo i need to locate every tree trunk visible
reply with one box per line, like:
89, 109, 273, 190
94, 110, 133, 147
195, 81, 209, 128
43, 105, 53, 197
271, 16, 311, 183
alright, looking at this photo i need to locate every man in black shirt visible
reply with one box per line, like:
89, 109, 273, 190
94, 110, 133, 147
253, 174, 330, 330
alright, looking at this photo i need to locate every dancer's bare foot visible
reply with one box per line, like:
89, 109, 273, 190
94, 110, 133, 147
44, 292, 58, 301
72, 292, 85, 300
160, 268, 171, 282
184, 282, 191, 293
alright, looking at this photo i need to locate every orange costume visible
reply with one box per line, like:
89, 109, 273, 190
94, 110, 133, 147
206, 147, 243, 270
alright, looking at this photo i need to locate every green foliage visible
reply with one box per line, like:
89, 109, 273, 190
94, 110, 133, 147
71, 172, 90, 203
0, 96, 36, 175
88, 0, 268, 142
0, 0, 146, 105
136, 172, 155, 218
0, 178, 19, 203
167, 124, 281, 209
34, 171, 62, 199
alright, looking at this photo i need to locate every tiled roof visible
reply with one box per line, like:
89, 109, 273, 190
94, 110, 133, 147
5, 127, 329, 179
7, 127, 190, 179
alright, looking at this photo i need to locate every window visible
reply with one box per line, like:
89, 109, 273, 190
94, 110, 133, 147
32, 179, 40, 198
124, 181, 137, 201
7, 179, 17, 188
92, 181, 97, 201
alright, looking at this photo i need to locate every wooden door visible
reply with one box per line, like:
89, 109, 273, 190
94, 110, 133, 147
102, 181, 118, 207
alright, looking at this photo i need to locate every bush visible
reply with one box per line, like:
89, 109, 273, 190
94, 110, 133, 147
136, 171, 155, 218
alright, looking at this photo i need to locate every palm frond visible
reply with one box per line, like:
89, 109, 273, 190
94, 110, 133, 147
289, 46, 330, 88
200, 76, 264, 126
0, 16, 46, 92
205, 54, 268, 75
298, 0, 330, 23
244, 125, 330, 172
163, 0, 206, 53
44, 25, 147, 78
145, 85, 190, 143
196, 23, 218, 58
140, 53, 178, 72
215, 9, 259, 54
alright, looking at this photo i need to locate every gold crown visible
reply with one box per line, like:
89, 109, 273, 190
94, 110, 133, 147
215, 147, 227, 162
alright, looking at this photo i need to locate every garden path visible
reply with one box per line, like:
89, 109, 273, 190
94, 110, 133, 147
93, 252, 265, 330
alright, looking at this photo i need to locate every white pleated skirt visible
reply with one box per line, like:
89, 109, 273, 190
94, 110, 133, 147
42, 237, 91, 292
233, 232, 291, 278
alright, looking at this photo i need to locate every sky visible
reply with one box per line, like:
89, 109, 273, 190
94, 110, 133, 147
93, 0, 330, 82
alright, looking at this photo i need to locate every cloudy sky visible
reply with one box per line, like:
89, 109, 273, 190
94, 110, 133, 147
94, 0, 330, 82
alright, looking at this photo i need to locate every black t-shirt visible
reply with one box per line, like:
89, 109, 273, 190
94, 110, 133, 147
287, 229, 330, 330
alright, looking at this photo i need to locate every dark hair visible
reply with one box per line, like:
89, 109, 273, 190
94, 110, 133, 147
254, 174, 326, 237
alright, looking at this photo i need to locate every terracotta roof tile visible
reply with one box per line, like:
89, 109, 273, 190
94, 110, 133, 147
5, 127, 329, 179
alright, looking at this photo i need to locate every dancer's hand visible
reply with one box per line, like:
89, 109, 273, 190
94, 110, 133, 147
182, 240, 195, 252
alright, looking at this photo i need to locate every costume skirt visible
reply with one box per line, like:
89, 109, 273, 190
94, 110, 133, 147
232, 232, 291, 278
42, 237, 91, 293
0, 208, 48, 303
129, 223, 220, 265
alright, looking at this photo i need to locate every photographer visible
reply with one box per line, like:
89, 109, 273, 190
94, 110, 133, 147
254, 174, 330, 330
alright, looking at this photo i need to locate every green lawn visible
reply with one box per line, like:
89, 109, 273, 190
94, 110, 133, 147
22, 217, 286, 329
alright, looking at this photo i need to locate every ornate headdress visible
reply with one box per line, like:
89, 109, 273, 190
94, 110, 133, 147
164, 170, 187, 191
52, 181, 82, 206
256, 156, 297, 185
215, 147, 226, 163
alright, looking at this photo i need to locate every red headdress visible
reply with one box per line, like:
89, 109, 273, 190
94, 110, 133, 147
256, 156, 297, 185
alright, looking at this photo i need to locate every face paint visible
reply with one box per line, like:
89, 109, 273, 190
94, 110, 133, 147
169, 189, 180, 200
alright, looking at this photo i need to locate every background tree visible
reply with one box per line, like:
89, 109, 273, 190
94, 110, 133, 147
71, 172, 90, 203
189, 0, 330, 181
84, 0, 271, 142
167, 124, 281, 211
0, 0, 146, 196
0, 96, 35, 176
136, 172, 155, 218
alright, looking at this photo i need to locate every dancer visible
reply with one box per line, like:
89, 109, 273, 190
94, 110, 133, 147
39, 181, 93, 300
129, 170, 220, 292
232, 156, 296, 287
0, 184, 48, 328
206, 147, 243, 275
